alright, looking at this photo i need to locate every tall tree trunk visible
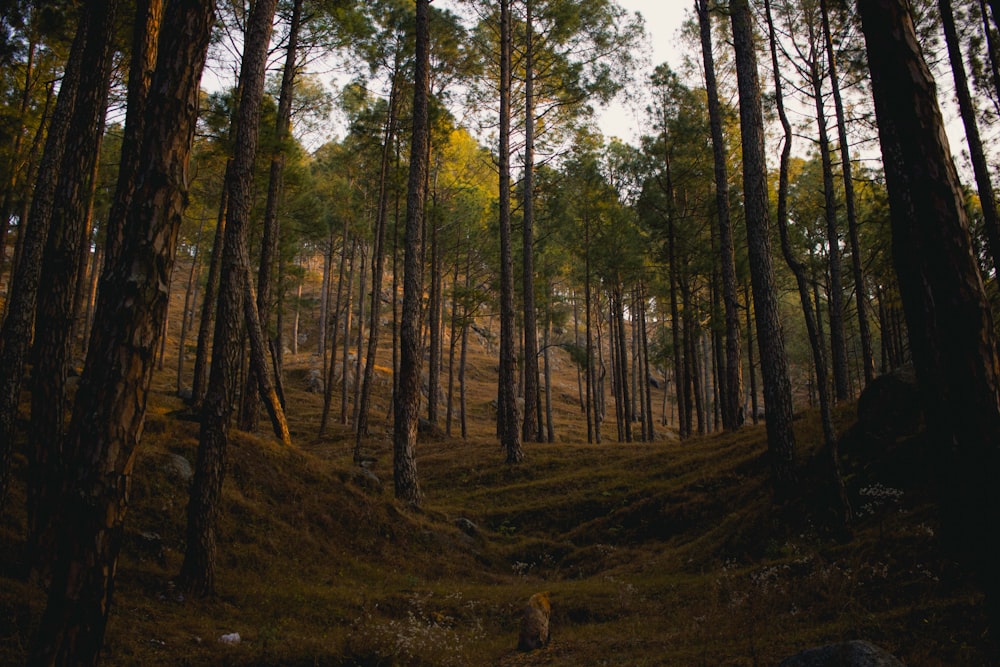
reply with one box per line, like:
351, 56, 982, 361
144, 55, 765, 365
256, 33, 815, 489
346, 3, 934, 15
242, 265, 291, 445
191, 171, 229, 406
446, 265, 459, 437
585, 231, 595, 443
821, 0, 875, 387
27, 0, 117, 572
745, 282, 758, 424
639, 284, 654, 440
806, 20, 850, 402
0, 36, 36, 293
427, 202, 441, 425
574, 291, 584, 412
340, 238, 356, 424
609, 295, 623, 441
103, 0, 163, 270
767, 0, 851, 529
860, 0, 1000, 625
4, 80, 55, 316
543, 281, 555, 442
978, 0, 1000, 118
459, 247, 471, 439
731, 0, 798, 500
698, 0, 743, 430
394, 0, 430, 505
242, 0, 303, 433
498, 0, 524, 463
664, 155, 688, 438
615, 286, 632, 442
0, 6, 86, 512
356, 73, 400, 458
179, 0, 277, 597
521, 0, 540, 443
351, 245, 366, 427
27, 1, 212, 660
939, 0, 1000, 277
320, 225, 347, 437
178, 218, 206, 395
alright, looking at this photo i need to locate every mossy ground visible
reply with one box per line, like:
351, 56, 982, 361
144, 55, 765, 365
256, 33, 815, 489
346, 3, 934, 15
0, 273, 995, 665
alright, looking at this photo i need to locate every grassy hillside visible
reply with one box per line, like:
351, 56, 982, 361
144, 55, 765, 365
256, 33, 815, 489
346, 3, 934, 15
0, 281, 996, 665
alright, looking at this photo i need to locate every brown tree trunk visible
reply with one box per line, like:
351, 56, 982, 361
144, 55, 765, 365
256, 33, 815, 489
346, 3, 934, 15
860, 0, 1000, 624
351, 245, 366, 427
28, 0, 117, 572
191, 170, 229, 406
0, 36, 36, 294
521, 0, 540, 444
767, 0, 851, 529
616, 286, 632, 442
0, 6, 87, 512
340, 238, 355, 424
939, 0, 1000, 277
731, 0, 798, 500
498, 0, 524, 463
639, 284, 654, 440
394, 0, 430, 505
427, 202, 441, 426
178, 217, 206, 395
320, 225, 347, 437
821, 0, 875, 387
242, 0, 302, 433
446, 264, 459, 437
27, 1, 212, 661
103, 0, 163, 270
459, 251, 471, 439
179, 0, 277, 597
242, 265, 291, 445
697, 0, 743, 430
356, 74, 398, 458
806, 19, 850, 402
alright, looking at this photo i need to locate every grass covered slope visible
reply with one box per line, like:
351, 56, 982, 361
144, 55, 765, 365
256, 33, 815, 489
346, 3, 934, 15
1, 369, 994, 665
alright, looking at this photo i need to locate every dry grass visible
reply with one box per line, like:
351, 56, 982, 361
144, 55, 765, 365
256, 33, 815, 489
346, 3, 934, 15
0, 273, 996, 665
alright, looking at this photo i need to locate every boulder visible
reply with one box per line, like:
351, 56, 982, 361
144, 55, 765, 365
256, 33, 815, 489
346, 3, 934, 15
305, 368, 324, 393
856, 364, 921, 441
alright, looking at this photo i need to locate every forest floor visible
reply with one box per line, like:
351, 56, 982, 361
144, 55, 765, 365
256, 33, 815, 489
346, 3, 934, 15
0, 289, 997, 665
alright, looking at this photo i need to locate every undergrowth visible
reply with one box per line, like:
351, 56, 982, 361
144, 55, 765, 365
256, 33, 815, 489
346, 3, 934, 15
0, 307, 996, 665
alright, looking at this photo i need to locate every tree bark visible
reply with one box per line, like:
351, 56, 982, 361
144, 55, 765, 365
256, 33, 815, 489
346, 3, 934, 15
521, 0, 540, 443
0, 5, 86, 513
356, 72, 399, 458
821, 0, 875, 387
498, 0, 524, 463
860, 0, 1000, 624
340, 238, 355, 424
28, 0, 117, 569
178, 218, 206, 395
939, 0, 1000, 277
731, 0, 798, 500
806, 18, 850, 402
191, 167, 229, 406
243, 0, 303, 432
697, 0, 743, 431
27, 1, 213, 660
767, 0, 851, 529
103, 0, 163, 269
394, 0, 430, 505
179, 0, 277, 596
319, 224, 347, 437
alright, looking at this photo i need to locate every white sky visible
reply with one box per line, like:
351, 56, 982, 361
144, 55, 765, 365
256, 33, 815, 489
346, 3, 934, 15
596, 1, 691, 144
